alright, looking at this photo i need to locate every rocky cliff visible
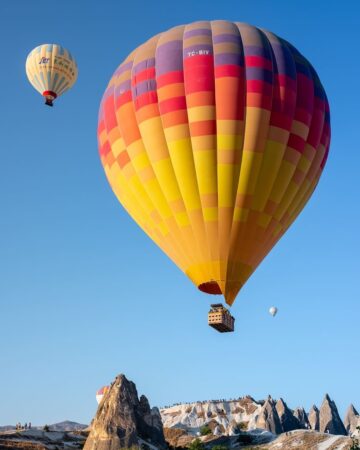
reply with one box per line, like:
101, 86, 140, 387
161, 395, 290, 436
308, 404, 320, 431
84, 374, 166, 450
254, 397, 282, 434
161, 393, 351, 438
319, 394, 347, 436
275, 398, 300, 432
293, 407, 310, 429
160, 396, 262, 435
344, 404, 360, 436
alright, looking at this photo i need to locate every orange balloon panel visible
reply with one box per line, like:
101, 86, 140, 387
98, 21, 330, 305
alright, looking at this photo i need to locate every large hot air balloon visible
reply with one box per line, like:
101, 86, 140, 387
98, 21, 330, 330
26, 44, 78, 106
96, 386, 110, 404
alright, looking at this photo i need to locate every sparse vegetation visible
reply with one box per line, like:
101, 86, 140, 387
43, 425, 50, 432
188, 438, 205, 450
211, 445, 228, 450
200, 425, 212, 436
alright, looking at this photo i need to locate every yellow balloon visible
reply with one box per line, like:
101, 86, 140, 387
26, 44, 78, 106
98, 21, 330, 306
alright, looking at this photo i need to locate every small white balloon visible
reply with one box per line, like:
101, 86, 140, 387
269, 306, 278, 317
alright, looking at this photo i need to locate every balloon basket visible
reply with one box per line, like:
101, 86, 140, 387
208, 304, 235, 333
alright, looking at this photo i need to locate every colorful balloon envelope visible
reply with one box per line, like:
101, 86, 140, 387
26, 44, 78, 106
96, 386, 110, 404
98, 21, 330, 307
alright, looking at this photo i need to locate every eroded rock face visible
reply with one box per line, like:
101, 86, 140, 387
344, 404, 360, 435
160, 393, 354, 439
163, 428, 190, 448
160, 398, 262, 435
84, 374, 166, 450
255, 397, 282, 434
308, 405, 320, 431
319, 394, 346, 436
293, 407, 310, 429
275, 398, 300, 432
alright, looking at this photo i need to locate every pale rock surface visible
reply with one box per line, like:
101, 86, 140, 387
293, 406, 310, 429
213, 426, 221, 436
344, 404, 359, 435
351, 422, 360, 438
308, 404, 320, 431
254, 397, 282, 434
160, 396, 262, 435
161, 394, 347, 439
319, 394, 347, 436
275, 398, 301, 432
242, 430, 352, 449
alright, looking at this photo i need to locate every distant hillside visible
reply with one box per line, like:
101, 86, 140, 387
0, 426, 15, 432
0, 421, 87, 433
0, 429, 86, 449
47, 421, 87, 431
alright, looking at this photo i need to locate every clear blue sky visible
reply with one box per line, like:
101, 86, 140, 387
0, 0, 359, 426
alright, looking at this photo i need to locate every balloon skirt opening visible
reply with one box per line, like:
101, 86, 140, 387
43, 90, 57, 99
198, 281, 222, 295
43, 90, 57, 107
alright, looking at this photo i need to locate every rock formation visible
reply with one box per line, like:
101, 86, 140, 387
137, 395, 164, 441
161, 394, 351, 438
161, 397, 262, 435
319, 394, 346, 436
84, 374, 166, 450
344, 404, 360, 435
163, 392, 354, 440
163, 428, 192, 448
308, 405, 320, 431
275, 398, 300, 432
293, 407, 310, 429
255, 397, 282, 434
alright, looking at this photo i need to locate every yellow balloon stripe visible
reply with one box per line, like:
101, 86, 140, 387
100, 103, 188, 269
110, 56, 195, 272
